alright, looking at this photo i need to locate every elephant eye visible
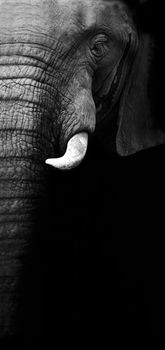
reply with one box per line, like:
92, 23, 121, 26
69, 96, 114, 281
90, 34, 109, 60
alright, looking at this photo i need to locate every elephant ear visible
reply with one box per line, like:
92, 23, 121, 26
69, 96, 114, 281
116, 32, 165, 156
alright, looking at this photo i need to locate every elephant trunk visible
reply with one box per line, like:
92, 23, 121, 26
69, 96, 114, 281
0, 99, 52, 337
0, 29, 95, 336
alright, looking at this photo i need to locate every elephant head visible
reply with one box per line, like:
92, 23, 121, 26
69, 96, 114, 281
0, 0, 164, 172
44, 0, 165, 169
0, 0, 164, 340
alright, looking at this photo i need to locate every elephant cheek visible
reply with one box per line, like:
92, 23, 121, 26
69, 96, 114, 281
59, 89, 96, 152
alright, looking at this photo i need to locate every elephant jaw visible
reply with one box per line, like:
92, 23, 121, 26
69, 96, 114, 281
45, 132, 88, 170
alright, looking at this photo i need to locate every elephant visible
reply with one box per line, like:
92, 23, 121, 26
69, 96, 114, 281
0, 0, 165, 344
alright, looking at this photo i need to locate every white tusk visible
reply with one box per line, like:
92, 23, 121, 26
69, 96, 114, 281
45, 132, 88, 170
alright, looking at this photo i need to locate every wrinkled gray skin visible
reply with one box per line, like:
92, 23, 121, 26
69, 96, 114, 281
0, 0, 165, 338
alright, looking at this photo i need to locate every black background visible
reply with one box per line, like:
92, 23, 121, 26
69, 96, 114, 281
40, 139, 165, 342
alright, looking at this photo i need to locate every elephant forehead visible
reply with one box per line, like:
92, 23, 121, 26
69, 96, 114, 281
0, 0, 131, 49
0, 0, 99, 43
53, 0, 130, 38
55, 0, 100, 30
55, 0, 120, 27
